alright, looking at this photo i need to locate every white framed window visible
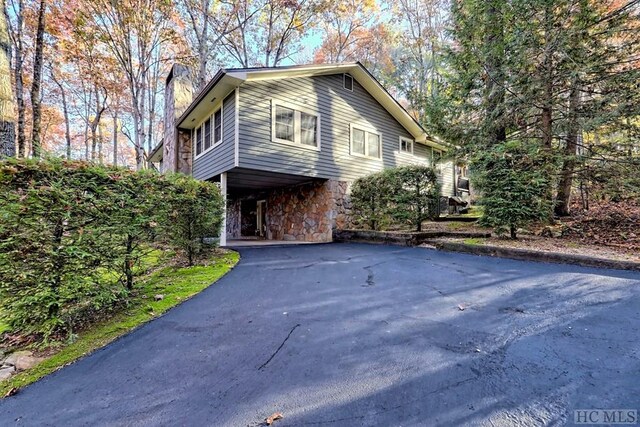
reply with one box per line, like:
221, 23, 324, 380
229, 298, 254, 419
399, 136, 414, 154
194, 104, 224, 158
433, 149, 443, 172
350, 124, 382, 159
271, 100, 321, 150
343, 74, 353, 91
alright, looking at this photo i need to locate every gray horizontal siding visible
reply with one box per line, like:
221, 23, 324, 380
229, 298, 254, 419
192, 92, 236, 181
437, 159, 456, 197
237, 74, 435, 182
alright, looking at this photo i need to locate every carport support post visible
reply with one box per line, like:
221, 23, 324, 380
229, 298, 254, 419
220, 172, 227, 247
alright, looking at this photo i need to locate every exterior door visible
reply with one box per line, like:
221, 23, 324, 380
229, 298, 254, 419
240, 200, 257, 236
256, 200, 267, 238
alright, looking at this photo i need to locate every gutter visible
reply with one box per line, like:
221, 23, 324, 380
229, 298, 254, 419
175, 69, 228, 129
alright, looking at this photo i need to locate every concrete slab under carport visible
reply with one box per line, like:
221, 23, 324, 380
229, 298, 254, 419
225, 238, 318, 248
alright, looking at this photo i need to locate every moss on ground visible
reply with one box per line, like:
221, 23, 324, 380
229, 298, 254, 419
463, 238, 484, 245
0, 250, 239, 397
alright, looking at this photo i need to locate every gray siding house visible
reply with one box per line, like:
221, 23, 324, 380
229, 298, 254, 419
153, 62, 457, 245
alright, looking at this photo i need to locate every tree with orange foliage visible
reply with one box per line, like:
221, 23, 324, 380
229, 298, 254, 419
79, 0, 179, 170
313, 0, 395, 78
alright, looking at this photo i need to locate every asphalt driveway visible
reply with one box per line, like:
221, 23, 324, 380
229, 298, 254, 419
1, 243, 639, 426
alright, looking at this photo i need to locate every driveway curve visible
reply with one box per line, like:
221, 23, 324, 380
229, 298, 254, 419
1, 243, 639, 426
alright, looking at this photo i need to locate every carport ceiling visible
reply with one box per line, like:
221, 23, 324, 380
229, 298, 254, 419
225, 168, 325, 192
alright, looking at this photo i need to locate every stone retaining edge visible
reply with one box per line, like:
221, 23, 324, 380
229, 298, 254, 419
428, 241, 640, 272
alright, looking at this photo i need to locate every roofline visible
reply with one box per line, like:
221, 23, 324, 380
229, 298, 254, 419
175, 62, 446, 150
148, 138, 164, 162
353, 62, 429, 139
176, 68, 227, 128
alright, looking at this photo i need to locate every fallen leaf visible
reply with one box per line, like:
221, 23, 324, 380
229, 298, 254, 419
266, 412, 283, 425
4, 387, 18, 398
457, 304, 466, 311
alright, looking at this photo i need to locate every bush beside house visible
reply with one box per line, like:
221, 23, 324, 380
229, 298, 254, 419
351, 165, 440, 232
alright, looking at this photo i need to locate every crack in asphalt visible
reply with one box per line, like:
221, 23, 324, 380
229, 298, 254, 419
258, 324, 301, 371
363, 266, 375, 287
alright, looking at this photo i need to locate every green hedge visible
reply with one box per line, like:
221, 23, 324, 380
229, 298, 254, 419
0, 159, 224, 340
351, 165, 440, 231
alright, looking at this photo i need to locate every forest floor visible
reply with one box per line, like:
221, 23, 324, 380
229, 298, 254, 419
431, 199, 640, 263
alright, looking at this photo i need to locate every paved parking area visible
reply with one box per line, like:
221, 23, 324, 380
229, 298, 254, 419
1, 243, 639, 426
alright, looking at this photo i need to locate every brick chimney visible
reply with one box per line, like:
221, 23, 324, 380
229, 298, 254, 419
163, 64, 193, 174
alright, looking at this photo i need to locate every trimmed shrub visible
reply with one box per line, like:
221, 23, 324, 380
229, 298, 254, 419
387, 165, 440, 231
156, 174, 224, 266
351, 165, 440, 231
0, 158, 224, 340
350, 170, 394, 230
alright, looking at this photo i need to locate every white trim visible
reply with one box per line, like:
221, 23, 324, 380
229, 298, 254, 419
270, 99, 321, 151
220, 172, 227, 247
349, 123, 382, 160
343, 73, 353, 91
234, 87, 239, 167
398, 136, 414, 155
194, 100, 224, 160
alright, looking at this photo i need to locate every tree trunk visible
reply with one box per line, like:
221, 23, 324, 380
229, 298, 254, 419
112, 110, 118, 166
51, 72, 72, 159
89, 88, 105, 162
555, 82, 580, 216
124, 234, 134, 290
30, 0, 46, 158
197, 0, 210, 91
97, 117, 103, 164
540, 3, 553, 150
0, 0, 15, 157
484, 0, 506, 145
10, 0, 25, 157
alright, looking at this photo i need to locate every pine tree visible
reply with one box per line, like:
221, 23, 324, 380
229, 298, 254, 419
430, 0, 640, 236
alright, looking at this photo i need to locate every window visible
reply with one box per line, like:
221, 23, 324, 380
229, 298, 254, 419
204, 118, 212, 151
350, 124, 381, 159
271, 101, 320, 149
300, 112, 317, 146
195, 126, 203, 156
194, 105, 223, 158
275, 105, 295, 142
399, 136, 414, 154
433, 149, 443, 172
433, 149, 443, 163
352, 128, 365, 155
214, 109, 222, 144
343, 74, 353, 91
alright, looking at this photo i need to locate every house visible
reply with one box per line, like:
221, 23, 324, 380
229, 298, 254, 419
151, 62, 458, 245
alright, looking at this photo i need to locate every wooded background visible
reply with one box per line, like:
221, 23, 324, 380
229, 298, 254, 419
0, 0, 449, 169
0, 0, 638, 226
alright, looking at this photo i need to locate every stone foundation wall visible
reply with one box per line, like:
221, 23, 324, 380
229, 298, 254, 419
226, 198, 241, 239
226, 179, 351, 243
